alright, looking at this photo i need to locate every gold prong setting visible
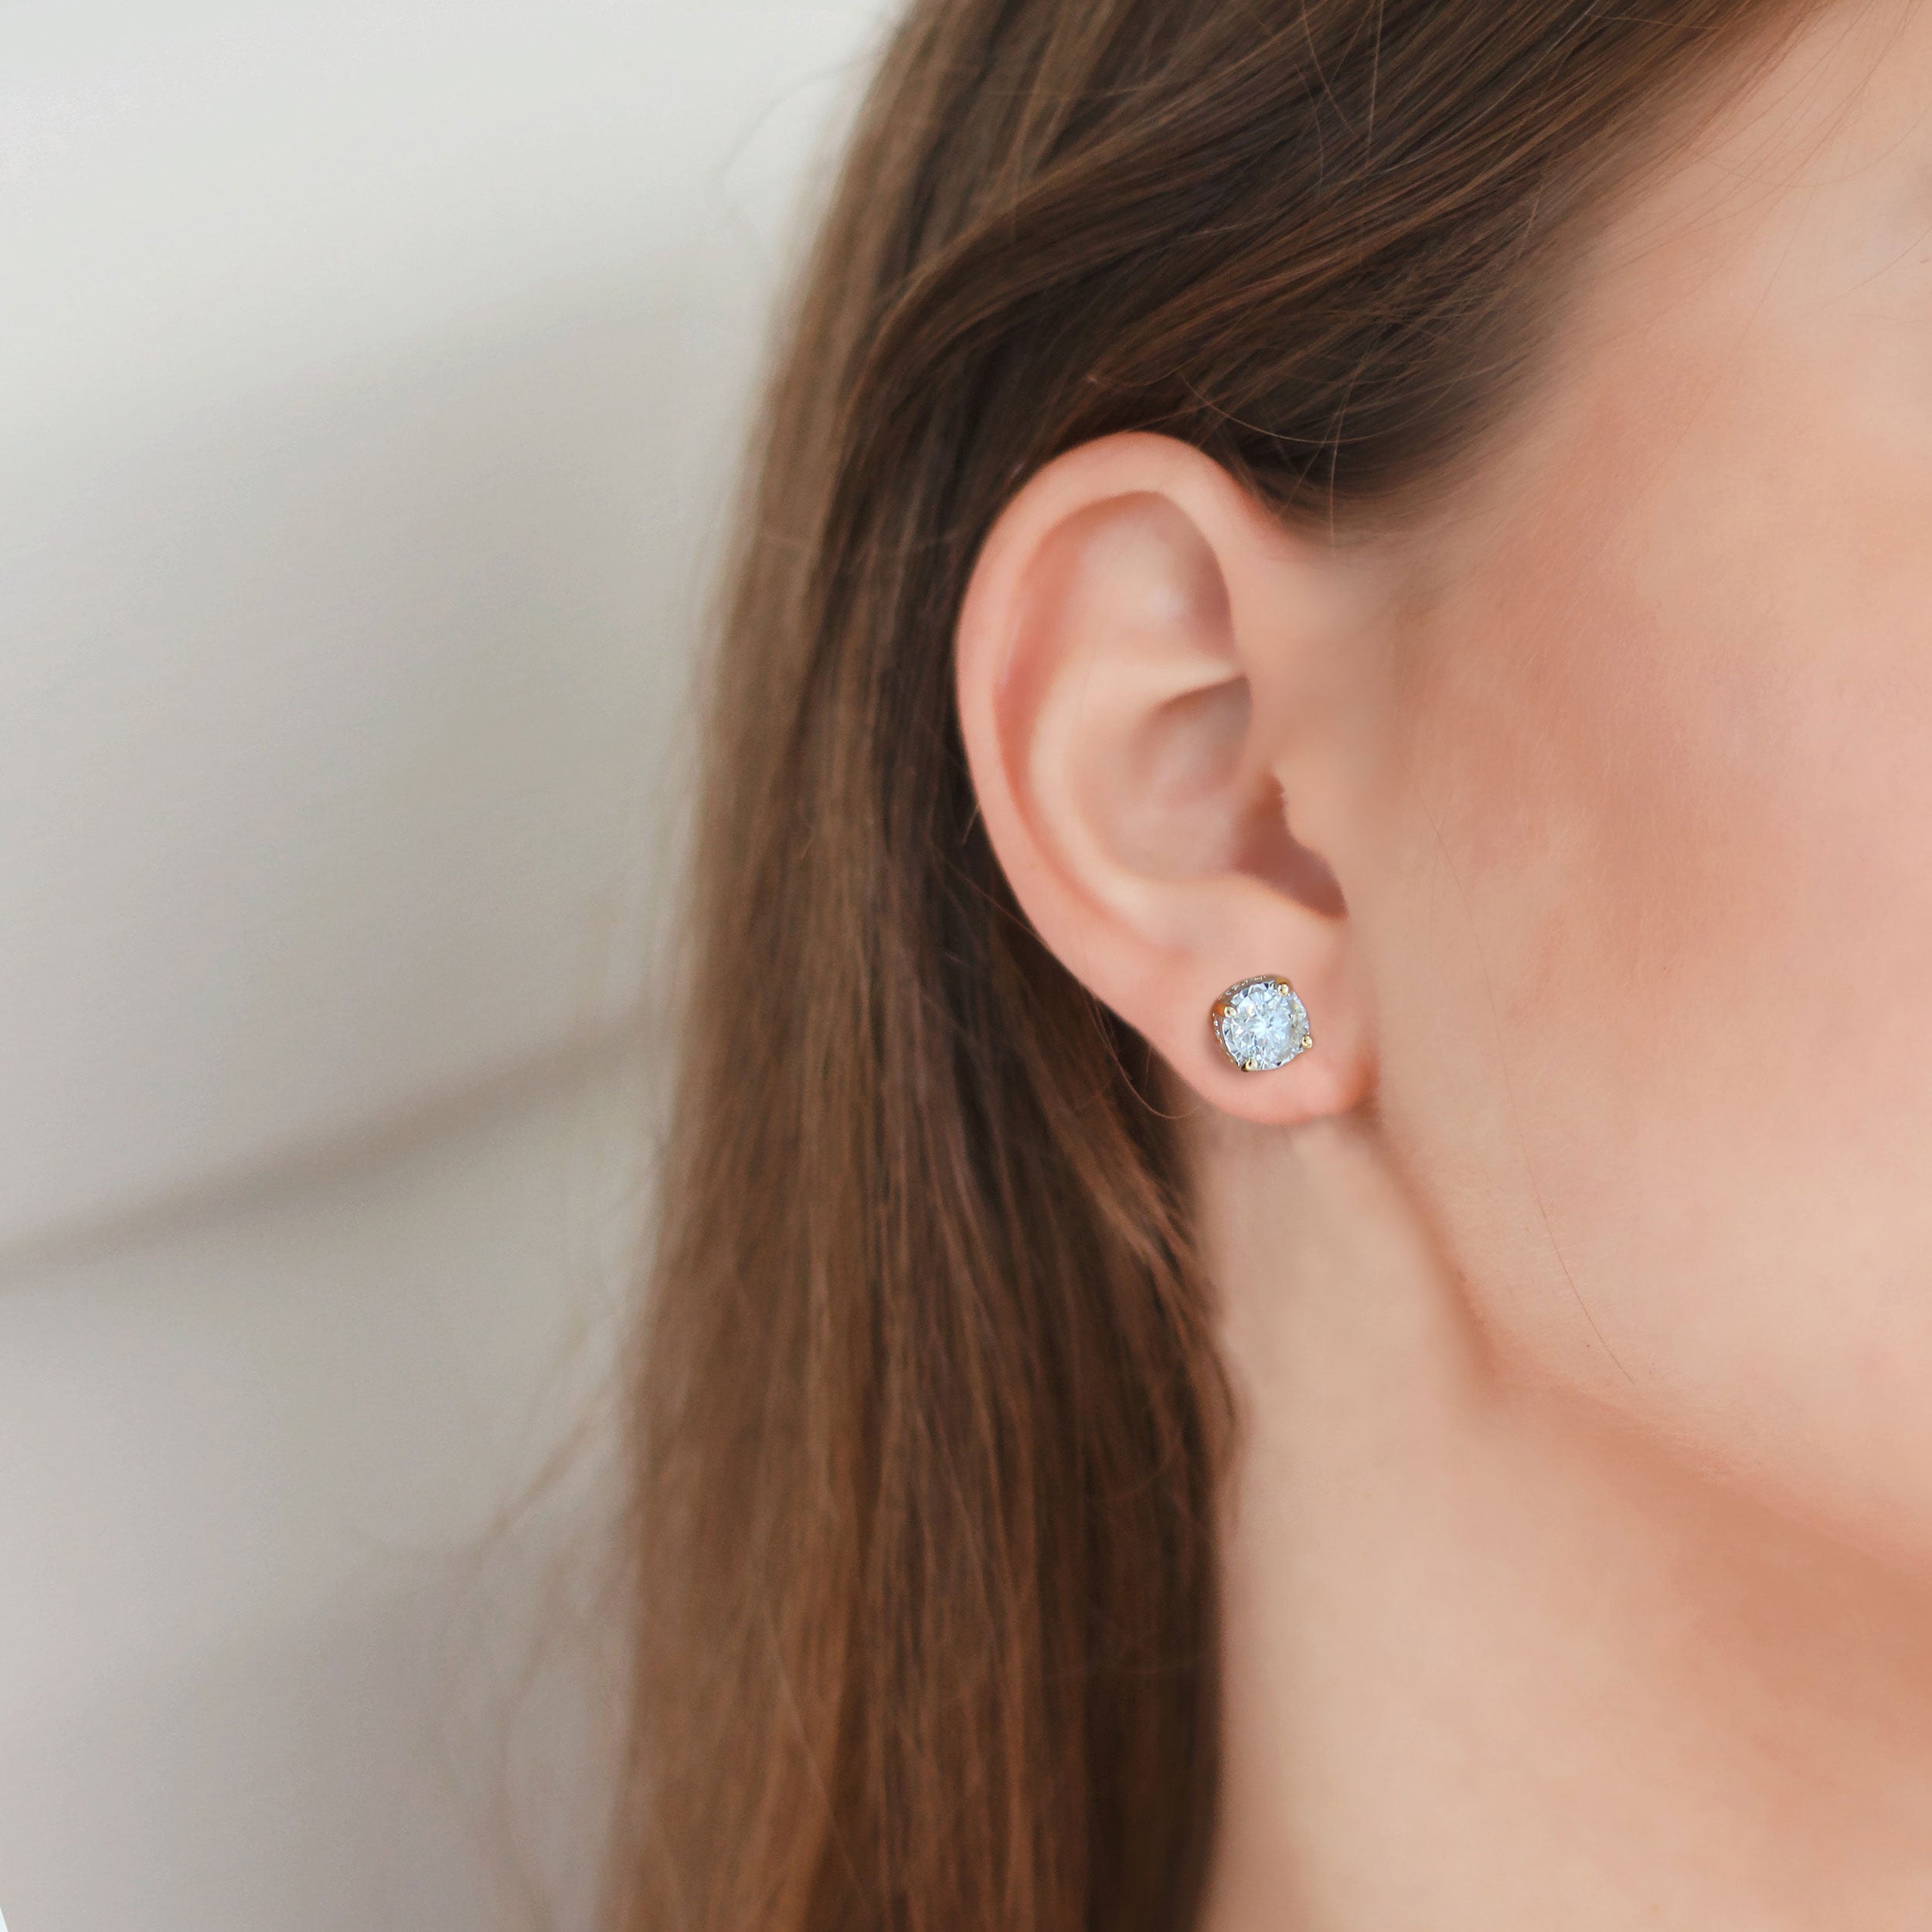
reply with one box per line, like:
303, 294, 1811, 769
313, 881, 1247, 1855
1210, 975, 1312, 1073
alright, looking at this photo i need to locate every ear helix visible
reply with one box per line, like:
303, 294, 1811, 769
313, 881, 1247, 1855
1209, 975, 1313, 1073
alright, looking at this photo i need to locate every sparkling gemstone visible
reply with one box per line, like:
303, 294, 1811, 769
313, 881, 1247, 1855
1212, 975, 1311, 1073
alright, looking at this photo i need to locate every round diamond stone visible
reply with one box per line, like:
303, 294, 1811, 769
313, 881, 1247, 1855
1212, 975, 1311, 1073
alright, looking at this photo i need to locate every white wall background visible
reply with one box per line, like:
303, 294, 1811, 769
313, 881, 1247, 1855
0, 3, 893, 1924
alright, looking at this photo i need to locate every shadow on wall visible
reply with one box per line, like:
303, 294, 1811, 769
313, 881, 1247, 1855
0, 1048, 647, 1932
0, 9, 895, 1928
0, 260, 760, 1265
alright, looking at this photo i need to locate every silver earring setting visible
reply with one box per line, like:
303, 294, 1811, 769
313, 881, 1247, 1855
1211, 975, 1312, 1073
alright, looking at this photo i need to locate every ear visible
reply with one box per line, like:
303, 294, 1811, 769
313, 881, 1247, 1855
954, 431, 1379, 1124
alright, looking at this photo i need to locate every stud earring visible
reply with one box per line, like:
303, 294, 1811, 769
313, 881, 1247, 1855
1210, 975, 1312, 1073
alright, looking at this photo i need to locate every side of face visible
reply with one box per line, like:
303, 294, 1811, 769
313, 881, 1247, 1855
954, 0, 1932, 1570
1367, 0, 1932, 1554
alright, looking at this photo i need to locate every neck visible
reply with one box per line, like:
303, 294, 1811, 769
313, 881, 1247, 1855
1190, 1109, 1932, 1932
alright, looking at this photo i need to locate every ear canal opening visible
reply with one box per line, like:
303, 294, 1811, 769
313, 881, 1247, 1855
1235, 783, 1347, 917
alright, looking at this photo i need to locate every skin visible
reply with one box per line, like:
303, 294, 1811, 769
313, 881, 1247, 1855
954, 1, 1932, 1923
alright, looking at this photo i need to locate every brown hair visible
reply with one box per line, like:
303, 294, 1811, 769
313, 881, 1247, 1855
613, 4, 1805, 1927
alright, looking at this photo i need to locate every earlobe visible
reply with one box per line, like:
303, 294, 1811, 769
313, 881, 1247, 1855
954, 431, 1379, 1125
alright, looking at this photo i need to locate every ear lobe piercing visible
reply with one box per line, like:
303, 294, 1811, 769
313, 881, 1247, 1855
1211, 975, 1312, 1072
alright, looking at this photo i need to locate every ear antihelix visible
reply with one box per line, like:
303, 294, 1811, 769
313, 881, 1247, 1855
1209, 975, 1313, 1073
